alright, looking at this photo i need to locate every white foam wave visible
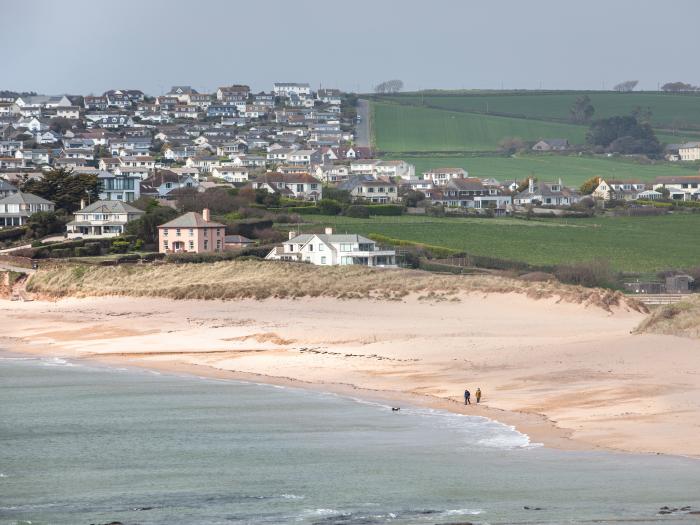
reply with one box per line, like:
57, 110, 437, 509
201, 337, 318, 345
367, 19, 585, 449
440, 508, 483, 516
279, 493, 305, 500
40, 357, 76, 367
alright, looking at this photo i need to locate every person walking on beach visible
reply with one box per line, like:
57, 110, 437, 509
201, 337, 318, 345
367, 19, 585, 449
464, 389, 471, 405
475, 388, 482, 404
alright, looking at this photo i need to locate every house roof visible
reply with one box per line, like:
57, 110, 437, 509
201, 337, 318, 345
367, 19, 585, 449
78, 200, 144, 214
288, 233, 375, 246
224, 235, 253, 244
0, 191, 52, 205
0, 179, 18, 192
654, 175, 700, 184
158, 211, 225, 229
447, 178, 485, 191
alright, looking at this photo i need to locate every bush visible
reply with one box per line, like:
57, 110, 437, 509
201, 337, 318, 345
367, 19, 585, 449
0, 227, 27, 242
317, 199, 343, 216
344, 205, 370, 218
554, 259, 616, 288
228, 219, 274, 238
111, 240, 130, 254
365, 204, 404, 216
284, 206, 320, 215
134, 239, 144, 251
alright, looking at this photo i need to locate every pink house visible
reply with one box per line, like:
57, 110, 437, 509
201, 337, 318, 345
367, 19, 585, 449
158, 208, 225, 254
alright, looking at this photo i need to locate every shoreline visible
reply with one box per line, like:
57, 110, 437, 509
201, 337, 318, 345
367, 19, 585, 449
2, 294, 699, 458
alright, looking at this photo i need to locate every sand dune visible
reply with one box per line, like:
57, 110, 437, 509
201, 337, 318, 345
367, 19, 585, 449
2, 292, 699, 457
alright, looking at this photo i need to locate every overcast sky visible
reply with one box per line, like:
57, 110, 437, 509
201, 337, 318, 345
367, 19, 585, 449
3, 0, 699, 96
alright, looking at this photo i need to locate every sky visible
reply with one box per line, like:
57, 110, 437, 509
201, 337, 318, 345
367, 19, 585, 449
3, 0, 700, 96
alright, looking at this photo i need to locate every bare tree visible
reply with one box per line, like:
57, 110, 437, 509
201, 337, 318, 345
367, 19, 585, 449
613, 80, 639, 92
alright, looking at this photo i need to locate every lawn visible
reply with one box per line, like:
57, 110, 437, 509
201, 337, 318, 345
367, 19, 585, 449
380, 91, 700, 132
305, 214, 700, 273
381, 153, 700, 187
372, 101, 589, 152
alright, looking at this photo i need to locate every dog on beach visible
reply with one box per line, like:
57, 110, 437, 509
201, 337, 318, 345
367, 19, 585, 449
391, 407, 400, 412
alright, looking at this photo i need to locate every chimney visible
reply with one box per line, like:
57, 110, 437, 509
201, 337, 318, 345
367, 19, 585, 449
528, 177, 534, 194
80, 198, 85, 209
288, 230, 295, 240
558, 177, 563, 188
202, 208, 211, 222
324, 227, 333, 235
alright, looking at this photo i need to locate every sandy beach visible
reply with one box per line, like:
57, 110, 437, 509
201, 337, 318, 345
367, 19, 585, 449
2, 292, 699, 457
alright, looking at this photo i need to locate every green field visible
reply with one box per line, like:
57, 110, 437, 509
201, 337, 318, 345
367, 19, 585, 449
307, 214, 700, 273
372, 101, 589, 152
382, 153, 699, 187
381, 92, 700, 131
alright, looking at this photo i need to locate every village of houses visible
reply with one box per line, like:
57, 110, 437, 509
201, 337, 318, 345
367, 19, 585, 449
1, 83, 700, 269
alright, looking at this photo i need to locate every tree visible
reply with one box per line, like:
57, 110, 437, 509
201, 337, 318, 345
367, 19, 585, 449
322, 186, 352, 204
402, 189, 426, 207
498, 137, 525, 154
20, 168, 100, 213
516, 176, 536, 193
374, 79, 404, 94
586, 115, 661, 156
661, 81, 698, 92
569, 95, 595, 124
125, 205, 179, 244
631, 106, 653, 125
613, 80, 639, 92
580, 176, 601, 195
24, 211, 66, 239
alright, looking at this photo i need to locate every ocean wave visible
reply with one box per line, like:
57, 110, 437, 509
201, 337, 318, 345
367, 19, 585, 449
40, 357, 76, 367
280, 493, 305, 500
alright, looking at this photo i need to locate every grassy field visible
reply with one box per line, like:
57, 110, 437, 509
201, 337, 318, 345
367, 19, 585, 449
381, 92, 700, 131
382, 153, 699, 187
306, 214, 700, 273
372, 101, 588, 152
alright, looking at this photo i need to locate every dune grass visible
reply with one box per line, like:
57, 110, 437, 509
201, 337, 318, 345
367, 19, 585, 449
635, 296, 700, 338
26, 259, 643, 312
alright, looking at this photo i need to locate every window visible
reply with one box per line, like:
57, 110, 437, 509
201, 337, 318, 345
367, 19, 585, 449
321, 256, 327, 264
340, 243, 351, 252
189, 240, 194, 249
176, 228, 181, 236
189, 228, 194, 235
216, 228, 221, 235
216, 240, 221, 250
163, 240, 168, 249
204, 240, 208, 250
308, 244, 314, 252
319, 244, 324, 251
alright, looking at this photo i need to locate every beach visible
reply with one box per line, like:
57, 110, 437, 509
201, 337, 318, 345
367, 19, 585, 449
2, 290, 699, 458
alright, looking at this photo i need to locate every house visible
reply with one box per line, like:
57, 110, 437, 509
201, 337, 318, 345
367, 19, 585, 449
288, 149, 321, 166
423, 167, 468, 186
216, 85, 250, 101
678, 142, 700, 162
266, 228, 396, 267
224, 234, 254, 250
55, 106, 81, 119
0, 140, 23, 157
251, 172, 322, 201
173, 105, 200, 119
98, 170, 141, 202
0, 191, 54, 227
168, 86, 198, 103
315, 164, 350, 183
337, 176, 400, 203
316, 89, 342, 105
84, 96, 108, 110
429, 178, 511, 211
158, 208, 225, 254
97, 115, 132, 129
653, 175, 700, 200
273, 82, 312, 97
67, 200, 144, 238
532, 139, 570, 151
0, 179, 19, 199
185, 155, 221, 173
592, 179, 647, 201
211, 167, 249, 183
513, 178, 580, 206
140, 170, 198, 199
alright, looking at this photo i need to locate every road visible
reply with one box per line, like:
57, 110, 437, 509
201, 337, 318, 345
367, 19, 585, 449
355, 98, 371, 148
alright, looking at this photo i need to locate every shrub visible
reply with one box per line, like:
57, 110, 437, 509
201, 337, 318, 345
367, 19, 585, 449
111, 240, 130, 254
554, 259, 616, 288
365, 204, 404, 216
0, 227, 27, 242
228, 219, 273, 238
317, 199, 343, 216
134, 239, 144, 251
344, 205, 370, 218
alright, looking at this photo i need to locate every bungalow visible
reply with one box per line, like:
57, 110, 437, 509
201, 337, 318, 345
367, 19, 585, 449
266, 228, 396, 267
678, 142, 700, 162
592, 179, 647, 201
653, 175, 700, 200
337, 176, 400, 204
158, 208, 225, 254
224, 234, 254, 250
251, 172, 322, 201
66, 200, 144, 238
0, 191, 55, 227
513, 178, 580, 206
423, 167, 468, 186
532, 139, 570, 151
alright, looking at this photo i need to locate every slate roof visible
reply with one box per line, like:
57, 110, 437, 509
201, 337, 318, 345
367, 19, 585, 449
0, 191, 52, 206
158, 211, 225, 229
78, 200, 144, 214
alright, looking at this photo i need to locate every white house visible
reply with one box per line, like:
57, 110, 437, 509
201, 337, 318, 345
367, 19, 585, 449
212, 167, 249, 183
66, 200, 144, 238
678, 142, 700, 162
0, 191, 55, 227
592, 179, 647, 201
423, 167, 468, 186
653, 175, 700, 200
514, 178, 580, 206
266, 228, 397, 267
251, 172, 322, 201
337, 176, 400, 203
273, 82, 312, 97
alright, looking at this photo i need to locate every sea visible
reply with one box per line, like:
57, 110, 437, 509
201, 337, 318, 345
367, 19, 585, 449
1, 353, 699, 525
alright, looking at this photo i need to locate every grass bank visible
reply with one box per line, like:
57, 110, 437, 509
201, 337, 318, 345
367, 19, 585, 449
26, 259, 642, 312
635, 296, 700, 338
